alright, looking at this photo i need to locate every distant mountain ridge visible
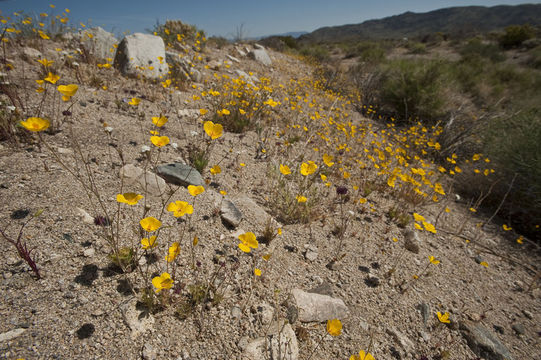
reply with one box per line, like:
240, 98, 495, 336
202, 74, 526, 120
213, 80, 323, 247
299, 4, 541, 42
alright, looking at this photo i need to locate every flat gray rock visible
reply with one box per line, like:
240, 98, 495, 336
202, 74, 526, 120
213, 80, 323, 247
119, 164, 166, 196
248, 48, 272, 66
291, 288, 348, 323
221, 199, 243, 227
460, 320, 514, 360
242, 321, 298, 360
156, 163, 204, 187
120, 298, 154, 340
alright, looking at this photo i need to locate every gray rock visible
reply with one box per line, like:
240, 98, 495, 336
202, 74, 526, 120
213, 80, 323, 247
114, 33, 167, 79
286, 305, 298, 325
248, 47, 272, 66
232, 195, 280, 229
308, 282, 333, 297
79, 27, 118, 60
231, 306, 242, 319
156, 163, 204, 187
83, 248, 95, 257
242, 321, 298, 360
304, 248, 318, 261
142, 343, 157, 360
119, 164, 167, 196
76, 208, 95, 224
253, 302, 274, 325
221, 199, 243, 227
291, 288, 348, 323
120, 298, 154, 339
227, 54, 240, 63
236, 47, 247, 57
417, 303, 430, 329
0, 328, 26, 342
522, 310, 533, 320
403, 229, 420, 254
511, 323, 524, 335
387, 327, 415, 353
22, 47, 42, 59
460, 320, 514, 360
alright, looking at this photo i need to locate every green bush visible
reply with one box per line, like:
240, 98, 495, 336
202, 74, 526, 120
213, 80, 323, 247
379, 59, 447, 121
152, 19, 205, 50
482, 110, 541, 231
460, 38, 505, 62
299, 44, 330, 63
499, 24, 535, 49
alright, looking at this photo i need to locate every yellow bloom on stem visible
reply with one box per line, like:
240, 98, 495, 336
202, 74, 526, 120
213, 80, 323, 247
279, 164, 291, 175
140, 217, 161, 232
20, 117, 49, 132
199, 108, 208, 115
422, 221, 437, 234
437, 311, 450, 324
44, 72, 59, 84
203, 120, 223, 139
238, 232, 258, 253
152, 272, 173, 293
350, 350, 375, 360
188, 185, 205, 196
116, 192, 143, 205
210, 165, 221, 175
296, 195, 307, 203
141, 235, 157, 249
150, 135, 169, 147
128, 97, 140, 106
326, 319, 342, 336
254, 268, 262, 276
152, 115, 168, 127
414, 223, 423, 230
359, 198, 367, 204
516, 236, 524, 244
217, 108, 230, 116
323, 154, 335, 167
57, 84, 78, 101
167, 201, 193, 217
37, 58, 53, 67
429, 256, 440, 265
434, 183, 445, 195
503, 224, 512, 231
165, 242, 181, 262
300, 161, 317, 176
413, 213, 425, 222
480, 261, 489, 267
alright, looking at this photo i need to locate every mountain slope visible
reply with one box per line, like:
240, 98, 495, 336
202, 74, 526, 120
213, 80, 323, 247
299, 4, 541, 42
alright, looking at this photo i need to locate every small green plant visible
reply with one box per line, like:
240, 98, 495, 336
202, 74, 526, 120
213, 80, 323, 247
499, 24, 535, 49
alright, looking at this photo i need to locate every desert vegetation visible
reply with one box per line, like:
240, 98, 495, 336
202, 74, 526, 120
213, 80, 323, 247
0, 4, 539, 360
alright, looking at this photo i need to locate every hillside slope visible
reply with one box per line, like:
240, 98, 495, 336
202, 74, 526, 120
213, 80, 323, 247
299, 4, 541, 42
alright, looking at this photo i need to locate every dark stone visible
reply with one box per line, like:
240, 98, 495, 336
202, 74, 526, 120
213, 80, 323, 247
308, 282, 333, 296
364, 276, 380, 288
11, 209, 30, 220
358, 265, 370, 273
493, 325, 505, 334
511, 323, 525, 335
286, 305, 298, 324
156, 163, 204, 187
459, 320, 514, 360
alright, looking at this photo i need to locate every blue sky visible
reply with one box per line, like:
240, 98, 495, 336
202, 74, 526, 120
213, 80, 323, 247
1, 0, 539, 38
